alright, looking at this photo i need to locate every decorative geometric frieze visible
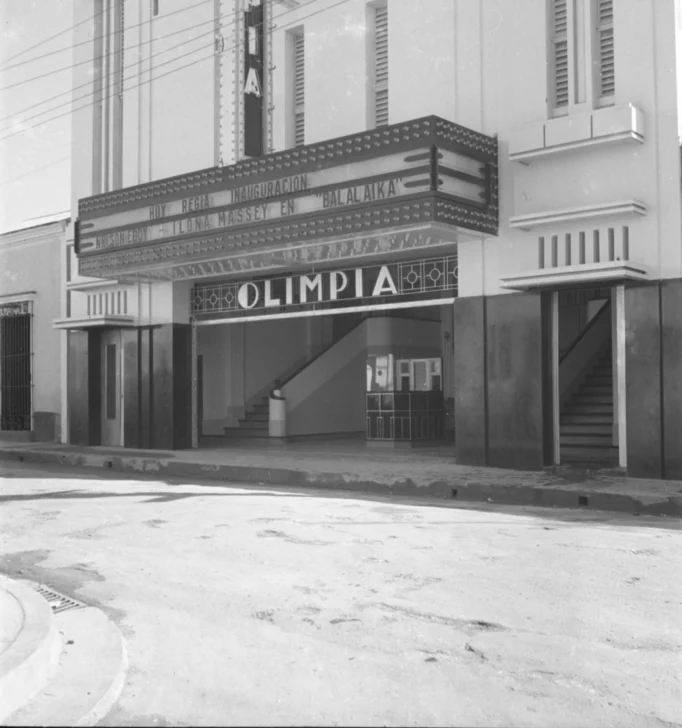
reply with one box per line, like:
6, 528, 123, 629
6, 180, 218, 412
191, 254, 458, 319
80, 224, 460, 283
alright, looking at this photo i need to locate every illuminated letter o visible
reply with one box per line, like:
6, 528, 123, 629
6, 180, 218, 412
237, 282, 260, 309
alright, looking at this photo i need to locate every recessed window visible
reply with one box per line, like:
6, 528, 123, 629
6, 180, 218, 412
548, 0, 615, 116
287, 28, 305, 148
370, 3, 388, 127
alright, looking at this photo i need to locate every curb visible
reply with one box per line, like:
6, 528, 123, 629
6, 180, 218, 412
75, 612, 128, 728
6, 603, 128, 728
0, 577, 61, 724
1, 446, 680, 518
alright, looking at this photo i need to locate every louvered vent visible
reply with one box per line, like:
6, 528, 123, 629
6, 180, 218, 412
294, 32, 305, 146
373, 4, 388, 127
552, 0, 568, 109
598, 0, 614, 98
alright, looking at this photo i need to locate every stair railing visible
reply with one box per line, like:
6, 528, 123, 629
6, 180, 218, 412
559, 299, 612, 410
278, 316, 370, 390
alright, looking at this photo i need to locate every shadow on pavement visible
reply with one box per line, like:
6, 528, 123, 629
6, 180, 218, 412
0, 488, 310, 504
0, 461, 679, 530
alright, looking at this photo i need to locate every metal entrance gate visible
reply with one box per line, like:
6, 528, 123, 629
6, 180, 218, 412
0, 301, 32, 431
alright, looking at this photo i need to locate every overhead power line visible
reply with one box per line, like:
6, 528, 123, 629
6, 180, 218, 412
0, 0, 308, 125
0, 0, 350, 144
0, 11, 237, 123
0, 3, 127, 67
0, 155, 70, 188
0, 0, 214, 74
0, 10, 242, 133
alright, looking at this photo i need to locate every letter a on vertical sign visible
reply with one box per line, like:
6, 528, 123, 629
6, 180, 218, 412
244, 0, 265, 157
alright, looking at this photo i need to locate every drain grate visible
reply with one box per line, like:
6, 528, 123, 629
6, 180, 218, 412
31, 584, 87, 614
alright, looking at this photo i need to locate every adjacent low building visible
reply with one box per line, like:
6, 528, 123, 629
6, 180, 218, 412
0, 214, 69, 443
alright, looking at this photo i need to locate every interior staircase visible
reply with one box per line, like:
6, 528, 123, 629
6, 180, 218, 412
223, 315, 369, 440
560, 344, 618, 466
224, 396, 271, 438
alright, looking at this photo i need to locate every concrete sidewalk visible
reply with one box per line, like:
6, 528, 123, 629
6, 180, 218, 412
0, 439, 681, 517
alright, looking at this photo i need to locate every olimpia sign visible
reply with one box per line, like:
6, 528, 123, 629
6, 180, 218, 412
192, 256, 458, 321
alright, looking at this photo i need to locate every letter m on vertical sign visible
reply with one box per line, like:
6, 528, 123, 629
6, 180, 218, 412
244, 0, 265, 157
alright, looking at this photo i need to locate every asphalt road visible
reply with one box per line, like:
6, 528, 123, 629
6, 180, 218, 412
1, 462, 680, 728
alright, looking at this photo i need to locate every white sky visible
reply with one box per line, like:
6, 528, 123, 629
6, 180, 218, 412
0, 0, 73, 233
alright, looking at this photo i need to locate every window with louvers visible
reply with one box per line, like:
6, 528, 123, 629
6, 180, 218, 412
373, 4, 388, 127
552, 0, 568, 110
597, 0, 614, 99
294, 32, 305, 147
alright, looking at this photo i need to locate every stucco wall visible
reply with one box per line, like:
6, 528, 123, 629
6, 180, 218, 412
0, 221, 66, 437
69, 0, 682, 295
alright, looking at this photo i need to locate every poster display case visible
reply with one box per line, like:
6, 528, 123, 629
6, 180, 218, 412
366, 355, 445, 442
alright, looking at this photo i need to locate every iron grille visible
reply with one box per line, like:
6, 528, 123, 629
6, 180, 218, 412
32, 583, 87, 614
0, 301, 32, 431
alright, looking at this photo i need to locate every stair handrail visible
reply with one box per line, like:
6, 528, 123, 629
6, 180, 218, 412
559, 299, 611, 364
279, 312, 442, 391
278, 316, 370, 390
559, 299, 612, 409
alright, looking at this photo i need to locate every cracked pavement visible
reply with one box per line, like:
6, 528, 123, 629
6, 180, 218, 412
1, 461, 680, 727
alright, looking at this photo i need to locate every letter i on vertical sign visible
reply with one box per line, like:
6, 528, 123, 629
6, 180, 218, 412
244, 0, 265, 157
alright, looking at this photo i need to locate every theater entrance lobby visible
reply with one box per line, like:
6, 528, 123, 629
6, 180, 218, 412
193, 256, 458, 452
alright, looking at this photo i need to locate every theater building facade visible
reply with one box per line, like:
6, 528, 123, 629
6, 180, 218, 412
59, 0, 682, 479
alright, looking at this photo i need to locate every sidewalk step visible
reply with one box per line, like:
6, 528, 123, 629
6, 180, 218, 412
235, 419, 269, 430
571, 394, 613, 405
561, 445, 618, 465
243, 412, 269, 422
6, 606, 128, 727
0, 443, 679, 517
560, 434, 614, 447
564, 404, 613, 415
561, 413, 613, 425
560, 424, 612, 436
224, 427, 270, 438
0, 578, 61, 724
579, 385, 612, 395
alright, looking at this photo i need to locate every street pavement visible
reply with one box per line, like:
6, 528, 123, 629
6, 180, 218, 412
0, 461, 680, 727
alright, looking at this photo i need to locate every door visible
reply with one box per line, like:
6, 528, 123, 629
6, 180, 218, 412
101, 330, 123, 447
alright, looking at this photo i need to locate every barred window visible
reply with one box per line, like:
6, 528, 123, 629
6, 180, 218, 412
0, 301, 32, 432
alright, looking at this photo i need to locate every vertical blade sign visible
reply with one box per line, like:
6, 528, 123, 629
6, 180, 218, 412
244, 0, 265, 157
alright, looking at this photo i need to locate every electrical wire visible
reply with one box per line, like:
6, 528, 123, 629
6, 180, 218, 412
0, 155, 70, 188
0, 0, 214, 74
0, 2, 126, 67
0, 10, 238, 122
0, 0, 340, 142
0, 14, 242, 135
0, 0, 314, 128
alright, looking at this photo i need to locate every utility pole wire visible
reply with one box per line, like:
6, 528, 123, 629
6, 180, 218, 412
0, 0, 348, 144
